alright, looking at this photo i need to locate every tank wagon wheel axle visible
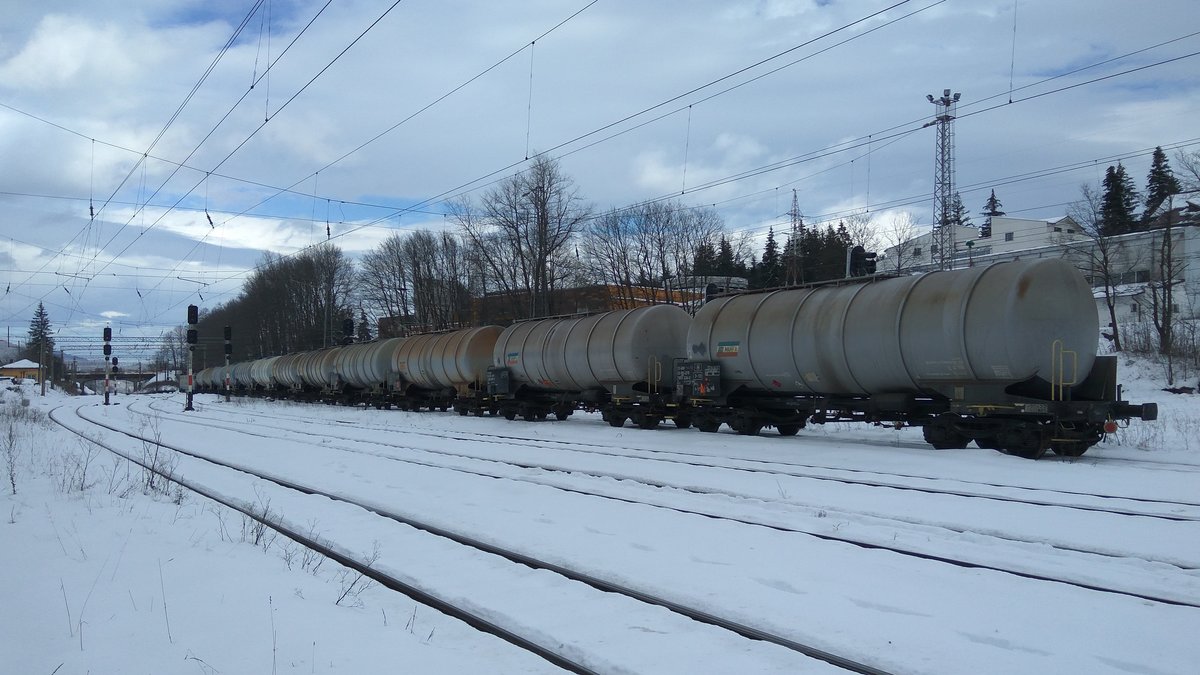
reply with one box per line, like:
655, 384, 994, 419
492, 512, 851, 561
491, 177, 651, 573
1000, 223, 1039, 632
775, 424, 802, 437
732, 417, 764, 436
635, 414, 661, 430
998, 422, 1051, 460
922, 424, 970, 450
1049, 441, 1089, 457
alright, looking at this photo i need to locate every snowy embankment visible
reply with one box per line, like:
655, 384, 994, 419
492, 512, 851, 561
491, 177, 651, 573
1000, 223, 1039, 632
2, 362, 1198, 674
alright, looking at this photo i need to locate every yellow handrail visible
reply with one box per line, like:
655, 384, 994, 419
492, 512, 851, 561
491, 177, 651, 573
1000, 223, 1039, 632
1050, 339, 1078, 401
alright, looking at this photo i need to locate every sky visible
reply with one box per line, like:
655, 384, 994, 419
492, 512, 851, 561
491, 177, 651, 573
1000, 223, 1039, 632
1, 0, 1198, 359
5, 359, 1199, 673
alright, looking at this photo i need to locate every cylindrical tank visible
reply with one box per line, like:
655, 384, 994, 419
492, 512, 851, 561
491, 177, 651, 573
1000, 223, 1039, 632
335, 338, 404, 389
249, 356, 280, 389
394, 327, 502, 391
206, 364, 228, 390
296, 347, 342, 390
494, 306, 690, 393
230, 361, 255, 389
194, 367, 214, 390
272, 352, 306, 390
688, 259, 1098, 396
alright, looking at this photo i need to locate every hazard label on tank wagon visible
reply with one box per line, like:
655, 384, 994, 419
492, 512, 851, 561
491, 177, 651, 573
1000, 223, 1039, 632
716, 341, 740, 357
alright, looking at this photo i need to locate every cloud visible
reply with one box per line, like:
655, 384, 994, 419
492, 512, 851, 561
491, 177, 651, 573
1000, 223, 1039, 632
1, 0, 1197, 339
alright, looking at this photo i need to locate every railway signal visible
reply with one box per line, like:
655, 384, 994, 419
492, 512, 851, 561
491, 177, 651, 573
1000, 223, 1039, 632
185, 304, 198, 412
103, 326, 112, 405
224, 326, 232, 403
848, 246, 878, 277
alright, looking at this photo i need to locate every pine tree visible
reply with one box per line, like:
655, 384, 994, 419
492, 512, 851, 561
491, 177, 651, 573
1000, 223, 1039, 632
757, 227, 781, 288
356, 308, 372, 343
691, 239, 718, 276
951, 192, 973, 228
1100, 163, 1139, 237
24, 302, 55, 364
980, 189, 1004, 238
1143, 146, 1181, 222
716, 237, 736, 276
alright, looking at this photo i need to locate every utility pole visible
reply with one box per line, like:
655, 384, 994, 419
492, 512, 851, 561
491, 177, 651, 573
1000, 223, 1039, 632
39, 337, 46, 397
926, 88, 961, 271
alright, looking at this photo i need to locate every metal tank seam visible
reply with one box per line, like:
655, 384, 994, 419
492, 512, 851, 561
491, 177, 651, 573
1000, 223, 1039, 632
787, 288, 817, 395
891, 274, 924, 391
745, 291, 776, 391
836, 282, 871, 394
957, 266, 989, 381
605, 310, 633, 388
564, 314, 591, 392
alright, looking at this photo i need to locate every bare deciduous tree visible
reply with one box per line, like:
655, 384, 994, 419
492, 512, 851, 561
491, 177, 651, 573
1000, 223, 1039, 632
1065, 183, 1145, 352
878, 212, 922, 274
580, 200, 725, 308
358, 234, 412, 324
454, 155, 591, 320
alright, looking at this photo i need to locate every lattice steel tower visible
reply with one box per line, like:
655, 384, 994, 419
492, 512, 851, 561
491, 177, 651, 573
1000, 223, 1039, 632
785, 189, 805, 285
927, 88, 961, 270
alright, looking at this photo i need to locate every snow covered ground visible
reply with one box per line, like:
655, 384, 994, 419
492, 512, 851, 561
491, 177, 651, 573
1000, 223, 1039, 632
2, 360, 1197, 674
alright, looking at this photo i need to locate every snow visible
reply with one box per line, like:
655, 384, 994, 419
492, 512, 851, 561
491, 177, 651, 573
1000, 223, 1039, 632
2, 361, 1198, 674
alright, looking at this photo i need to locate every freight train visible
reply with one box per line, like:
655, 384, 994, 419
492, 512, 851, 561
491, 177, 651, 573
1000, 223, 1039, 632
193, 259, 1156, 459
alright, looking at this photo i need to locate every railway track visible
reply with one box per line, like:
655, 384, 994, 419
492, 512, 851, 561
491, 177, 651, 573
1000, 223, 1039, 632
54, 402, 894, 675
134, 397, 1200, 607
155, 397, 1200, 522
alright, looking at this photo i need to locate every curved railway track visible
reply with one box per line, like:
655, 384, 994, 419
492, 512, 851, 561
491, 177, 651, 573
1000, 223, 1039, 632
157, 397, 1200, 522
53, 401, 896, 675
130, 397, 1200, 607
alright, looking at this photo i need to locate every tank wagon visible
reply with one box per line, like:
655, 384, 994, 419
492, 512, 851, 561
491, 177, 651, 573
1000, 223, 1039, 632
675, 259, 1155, 458
485, 305, 692, 425
195, 326, 504, 408
189, 259, 1154, 459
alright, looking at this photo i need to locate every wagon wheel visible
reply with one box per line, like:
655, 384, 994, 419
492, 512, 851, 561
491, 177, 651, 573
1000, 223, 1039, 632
636, 415, 660, 430
607, 415, 626, 428
776, 424, 802, 437
555, 409, 570, 421
673, 415, 692, 429
734, 418, 763, 436
696, 417, 721, 433
1050, 441, 1089, 457
503, 409, 517, 421
922, 424, 970, 450
1002, 424, 1049, 460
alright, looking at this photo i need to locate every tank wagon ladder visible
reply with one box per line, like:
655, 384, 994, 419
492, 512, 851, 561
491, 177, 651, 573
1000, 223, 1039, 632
1050, 339, 1078, 402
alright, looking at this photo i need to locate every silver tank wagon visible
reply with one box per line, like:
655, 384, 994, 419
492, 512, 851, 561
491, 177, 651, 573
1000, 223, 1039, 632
688, 259, 1098, 399
335, 338, 405, 391
393, 326, 501, 394
494, 305, 691, 395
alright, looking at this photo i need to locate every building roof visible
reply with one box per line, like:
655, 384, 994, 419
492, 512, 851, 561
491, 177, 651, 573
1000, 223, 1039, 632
1, 359, 39, 369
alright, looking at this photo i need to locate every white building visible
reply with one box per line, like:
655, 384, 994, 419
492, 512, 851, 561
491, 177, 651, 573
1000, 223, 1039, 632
880, 201, 1200, 325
